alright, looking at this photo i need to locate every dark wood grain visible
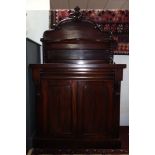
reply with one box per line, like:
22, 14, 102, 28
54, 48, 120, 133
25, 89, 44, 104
30, 63, 126, 148
29, 7, 126, 149
41, 8, 116, 64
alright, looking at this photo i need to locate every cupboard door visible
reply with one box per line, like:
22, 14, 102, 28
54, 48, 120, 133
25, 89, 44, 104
77, 80, 114, 139
38, 79, 74, 138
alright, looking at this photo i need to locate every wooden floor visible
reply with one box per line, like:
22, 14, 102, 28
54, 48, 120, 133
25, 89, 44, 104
27, 126, 129, 155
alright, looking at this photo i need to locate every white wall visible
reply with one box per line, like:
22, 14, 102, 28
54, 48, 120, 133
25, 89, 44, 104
26, 11, 129, 126
26, 10, 49, 44
26, 0, 49, 10
114, 55, 129, 126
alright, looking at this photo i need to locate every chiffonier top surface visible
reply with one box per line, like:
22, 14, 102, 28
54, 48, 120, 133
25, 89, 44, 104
30, 63, 126, 82
30, 63, 126, 69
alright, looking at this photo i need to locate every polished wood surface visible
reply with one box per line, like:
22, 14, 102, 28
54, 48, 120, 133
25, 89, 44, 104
30, 63, 126, 148
41, 7, 116, 64
30, 7, 126, 149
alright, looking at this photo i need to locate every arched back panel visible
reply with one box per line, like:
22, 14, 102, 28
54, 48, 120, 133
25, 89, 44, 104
41, 7, 117, 63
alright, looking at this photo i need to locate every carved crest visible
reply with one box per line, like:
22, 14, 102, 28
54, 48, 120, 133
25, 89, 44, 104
68, 6, 83, 21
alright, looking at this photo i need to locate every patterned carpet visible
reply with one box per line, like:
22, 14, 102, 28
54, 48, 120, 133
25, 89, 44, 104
28, 148, 129, 155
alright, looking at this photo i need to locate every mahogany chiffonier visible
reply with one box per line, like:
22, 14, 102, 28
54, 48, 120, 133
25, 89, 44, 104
30, 7, 126, 149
